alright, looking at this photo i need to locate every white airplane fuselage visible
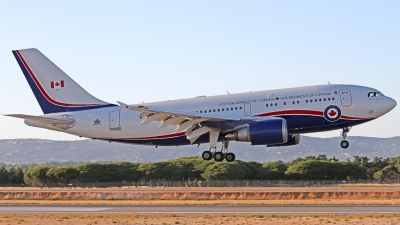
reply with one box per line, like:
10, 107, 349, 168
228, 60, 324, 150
27, 84, 396, 146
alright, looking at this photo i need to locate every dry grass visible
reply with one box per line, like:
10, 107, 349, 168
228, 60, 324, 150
2, 184, 400, 192
3, 198, 400, 205
2, 190, 400, 203
0, 213, 400, 225
2, 185, 400, 205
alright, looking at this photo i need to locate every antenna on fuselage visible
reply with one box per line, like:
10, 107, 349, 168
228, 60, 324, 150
327, 81, 331, 85
227, 91, 230, 94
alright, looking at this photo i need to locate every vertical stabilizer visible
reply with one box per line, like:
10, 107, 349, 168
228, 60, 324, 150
12, 48, 114, 114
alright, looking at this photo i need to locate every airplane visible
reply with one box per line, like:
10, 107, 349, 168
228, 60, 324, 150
7, 48, 397, 162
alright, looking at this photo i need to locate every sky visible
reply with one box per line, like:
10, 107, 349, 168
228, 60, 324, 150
0, 1, 399, 140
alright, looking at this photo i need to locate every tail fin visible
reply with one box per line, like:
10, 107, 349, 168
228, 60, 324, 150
12, 48, 114, 114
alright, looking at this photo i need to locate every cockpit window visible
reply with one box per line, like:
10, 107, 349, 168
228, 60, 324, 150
368, 92, 385, 97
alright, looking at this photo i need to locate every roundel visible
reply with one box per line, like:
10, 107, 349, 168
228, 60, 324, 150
324, 105, 341, 122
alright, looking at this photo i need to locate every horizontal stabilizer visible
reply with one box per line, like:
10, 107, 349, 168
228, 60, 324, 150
6, 114, 75, 126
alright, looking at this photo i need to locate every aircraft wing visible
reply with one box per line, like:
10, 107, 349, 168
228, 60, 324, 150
6, 114, 75, 128
117, 101, 249, 145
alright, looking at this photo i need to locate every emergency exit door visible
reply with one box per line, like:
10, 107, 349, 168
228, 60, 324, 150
339, 89, 353, 107
244, 103, 251, 116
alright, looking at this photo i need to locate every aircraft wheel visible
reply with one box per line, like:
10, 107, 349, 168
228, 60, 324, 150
225, 153, 236, 162
340, 140, 349, 149
202, 151, 213, 160
214, 152, 225, 162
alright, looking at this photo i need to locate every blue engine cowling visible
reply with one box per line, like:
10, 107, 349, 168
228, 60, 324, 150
267, 134, 300, 147
232, 119, 288, 145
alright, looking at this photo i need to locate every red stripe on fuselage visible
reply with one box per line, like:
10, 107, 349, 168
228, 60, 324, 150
16, 50, 101, 107
341, 115, 366, 120
120, 132, 186, 140
257, 110, 366, 120
256, 110, 323, 117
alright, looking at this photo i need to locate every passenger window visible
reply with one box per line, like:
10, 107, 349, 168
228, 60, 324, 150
275, 103, 277, 106
240, 107, 242, 109
292, 101, 295, 104
235, 107, 238, 110
324, 98, 326, 101
332, 97, 335, 100
226, 108, 229, 111
266, 104, 268, 107
200, 111, 203, 113
222, 109, 224, 111
297, 101, 299, 104
270, 103, 273, 106
328, 98, 330, 101
315, 99, 317, 102
306, 100, 308, 103
310, 100, 313, 102
231, 108, 233, 110
284, 102, 286, 105
218, 109, 220, 112
209, 110, 211, 113
213, 109, 215, 112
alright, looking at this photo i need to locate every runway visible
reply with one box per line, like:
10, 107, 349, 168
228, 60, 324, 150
1, 205, 400, 214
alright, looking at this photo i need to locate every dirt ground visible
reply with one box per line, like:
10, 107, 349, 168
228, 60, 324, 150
2, 184, 400, 205
2, 199, 400, 205
1, 184, 399, 192
0, 213, 400, 225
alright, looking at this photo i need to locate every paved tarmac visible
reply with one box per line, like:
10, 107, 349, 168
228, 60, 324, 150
1, 205, 400, 214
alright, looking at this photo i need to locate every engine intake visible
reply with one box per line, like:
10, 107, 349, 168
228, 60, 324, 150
228, 119, 288, 145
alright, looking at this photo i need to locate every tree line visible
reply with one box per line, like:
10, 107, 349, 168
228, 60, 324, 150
22, 155, 400, 185
0, 166, 24, 184
2, 155, 400, 186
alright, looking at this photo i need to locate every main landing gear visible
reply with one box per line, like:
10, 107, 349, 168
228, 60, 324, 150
202, 141, 236, 162
340, 126, 351, 149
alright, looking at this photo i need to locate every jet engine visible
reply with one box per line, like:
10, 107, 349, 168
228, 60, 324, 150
267, 134, 300, 147
226, 118, 288, 145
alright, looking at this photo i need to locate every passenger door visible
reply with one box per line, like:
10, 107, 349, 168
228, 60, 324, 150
339, 89, 353, 107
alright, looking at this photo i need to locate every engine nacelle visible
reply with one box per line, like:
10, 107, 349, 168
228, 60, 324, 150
229, 119, 288, 145
267, 134, 300, 147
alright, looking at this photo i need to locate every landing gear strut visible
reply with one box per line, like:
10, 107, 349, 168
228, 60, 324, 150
340, 126, 351, 149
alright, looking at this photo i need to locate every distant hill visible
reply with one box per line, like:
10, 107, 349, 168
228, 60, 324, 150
0, 136, 399, 164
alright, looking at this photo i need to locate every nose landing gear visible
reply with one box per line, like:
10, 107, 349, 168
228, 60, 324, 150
340, 126, 351, 149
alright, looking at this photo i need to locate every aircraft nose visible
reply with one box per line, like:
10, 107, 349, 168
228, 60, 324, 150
387, 97, 397, 111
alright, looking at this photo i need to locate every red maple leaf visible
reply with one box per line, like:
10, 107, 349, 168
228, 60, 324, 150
275, 97, 279, 100
55, 82, 60, 86
328, 110, 337, 117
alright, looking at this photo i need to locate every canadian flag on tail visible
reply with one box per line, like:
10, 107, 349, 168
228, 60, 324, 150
51, 80, 64, 89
